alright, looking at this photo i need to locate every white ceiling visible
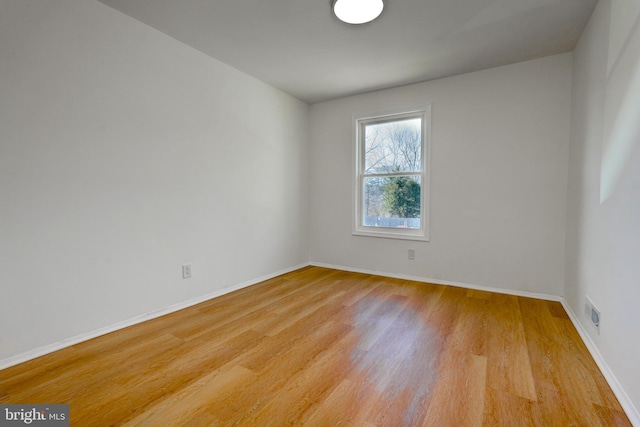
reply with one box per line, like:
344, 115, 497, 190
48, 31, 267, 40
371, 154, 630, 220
96, 0, 597, 104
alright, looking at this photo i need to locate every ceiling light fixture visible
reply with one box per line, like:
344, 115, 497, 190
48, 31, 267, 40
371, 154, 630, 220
333, 0, 384, 25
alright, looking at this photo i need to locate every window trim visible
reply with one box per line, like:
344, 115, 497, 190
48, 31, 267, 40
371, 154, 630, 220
352, 105, 431, 241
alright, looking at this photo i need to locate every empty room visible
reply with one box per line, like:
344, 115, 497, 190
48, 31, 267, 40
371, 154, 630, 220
1, 0, 639, 425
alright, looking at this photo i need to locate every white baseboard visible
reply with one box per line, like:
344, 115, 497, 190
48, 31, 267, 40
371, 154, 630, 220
561, 300, 640, 426
0, 263, 309, 371
310, 262, 563, 302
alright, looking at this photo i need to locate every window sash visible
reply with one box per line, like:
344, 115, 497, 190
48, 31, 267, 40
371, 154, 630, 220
361, 174, 422, 230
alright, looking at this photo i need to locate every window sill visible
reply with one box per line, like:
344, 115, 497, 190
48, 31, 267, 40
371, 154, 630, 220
352, 229, 429, 242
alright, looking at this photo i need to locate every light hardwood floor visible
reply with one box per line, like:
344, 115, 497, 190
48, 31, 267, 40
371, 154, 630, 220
0, 267, 631, 426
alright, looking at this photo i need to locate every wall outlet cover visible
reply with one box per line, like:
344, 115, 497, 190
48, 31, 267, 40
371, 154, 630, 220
182, 264, 192, 279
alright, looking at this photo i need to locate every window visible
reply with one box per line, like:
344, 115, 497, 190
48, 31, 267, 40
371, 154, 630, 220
353, 106, 430, 241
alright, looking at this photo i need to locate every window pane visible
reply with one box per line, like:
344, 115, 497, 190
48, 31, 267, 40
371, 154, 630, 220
364, 118, 422, 174
363, 176, 421, 229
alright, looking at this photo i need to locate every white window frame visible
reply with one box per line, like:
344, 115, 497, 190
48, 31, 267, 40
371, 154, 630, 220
353, 105, 431, 241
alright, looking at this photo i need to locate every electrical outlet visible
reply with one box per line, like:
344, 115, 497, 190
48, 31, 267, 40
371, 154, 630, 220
585, 296, 600, 334
182, 264, 192, 279
408, 249, 415, 260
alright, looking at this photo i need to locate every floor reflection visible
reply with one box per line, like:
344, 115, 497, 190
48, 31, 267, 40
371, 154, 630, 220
350, 295, 442, 426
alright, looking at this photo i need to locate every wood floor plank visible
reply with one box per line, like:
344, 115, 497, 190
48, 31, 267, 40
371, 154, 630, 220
483, 387, 536, 427
422, 295, 490, 426
121, 365, 256, 427
0, 267, 631, 426
423, 354, 487, 427
519, 297, 628, 426
5, 332, 184, 404
352, 294, 410, 351
485, 294, 537, 401
185, 277, 328, 340
303, 378, 372, 426
262, 289, 347, 337
231, 299, 347, 373
352, 301, 443, 426
337, 275, 384, 307
82, 331, 262, 425
246, 328, 360, 426
211, 323, 353, 424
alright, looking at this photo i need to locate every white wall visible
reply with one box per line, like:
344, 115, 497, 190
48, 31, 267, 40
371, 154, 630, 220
565, 0, 640, 417
0, 0, 309, 362
309, 54, 573, 296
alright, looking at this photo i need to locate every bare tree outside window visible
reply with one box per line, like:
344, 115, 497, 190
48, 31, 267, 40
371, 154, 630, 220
365, 119, 422, 174
363, 118, 422, 228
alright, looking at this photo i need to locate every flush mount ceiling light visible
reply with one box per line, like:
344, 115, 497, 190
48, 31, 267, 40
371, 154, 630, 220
333, 0, 384, 25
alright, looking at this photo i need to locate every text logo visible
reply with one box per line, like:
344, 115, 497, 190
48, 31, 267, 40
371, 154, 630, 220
0, 405, 69, 426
